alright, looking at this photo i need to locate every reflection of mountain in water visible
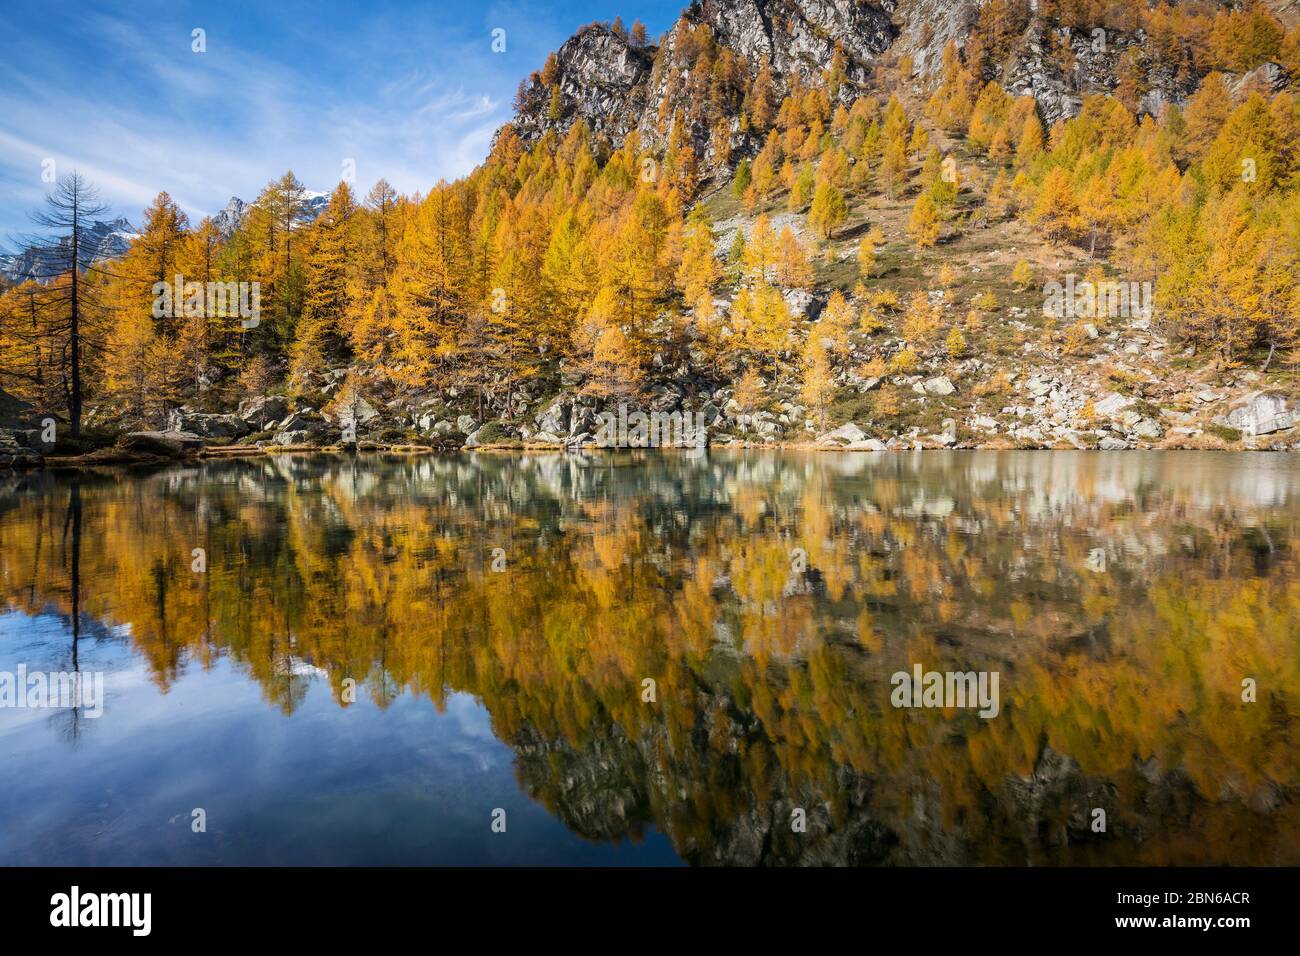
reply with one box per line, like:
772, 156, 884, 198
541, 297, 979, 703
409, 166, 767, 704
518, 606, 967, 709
1, 450, 1298, 865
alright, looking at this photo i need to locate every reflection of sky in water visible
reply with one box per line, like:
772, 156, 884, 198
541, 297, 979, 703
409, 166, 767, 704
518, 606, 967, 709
0, 611, 680, 865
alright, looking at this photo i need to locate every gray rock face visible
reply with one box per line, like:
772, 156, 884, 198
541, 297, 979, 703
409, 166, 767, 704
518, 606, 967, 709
167, 407, 251, 439
0, 429, 42, 468
1000, 22, 1083, 126
335, 395, 380, 429
1222, 393, 1295, 436
685, 0, 894, 95
783, 287, 815, 316
121, 431, 205, 456
271, 429, 316, 446
210, 192, 327, 240
237, 395, 290, 428
277, 411, 322, 434
888, 0, 979, 78
511, 24, 656, 148
922, 376, 956, 397
510, 2, 894, 171
1093, 393, 1132, 418
818, 422, 867, 445
845, 437, 888, 451
1128, 417, 1164, 441
506, 0, 1227, 185
535, 399, 570, 436
1226, 62, 1289, 99
1000, 21, 1202, 126
2, 217, 135, 285
569, 407, 599, 438
212, 197, 249, 238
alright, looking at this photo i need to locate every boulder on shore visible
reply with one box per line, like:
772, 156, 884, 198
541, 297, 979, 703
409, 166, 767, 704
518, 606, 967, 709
168, 407, 251, 439
271, 429, 316, 446
534, 399, 570, 436
1128, 417, 1164, 441
818, 423, 867, 446
0, 429, 43, 469
335, 395, 380, 428
428, 430, 467, 451
237, 395, 290, 428
1220, 393, 1295, 436
121, 431, 205, 457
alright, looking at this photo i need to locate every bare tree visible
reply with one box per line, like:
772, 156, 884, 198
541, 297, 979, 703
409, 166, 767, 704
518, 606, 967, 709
10, 172, 112, 436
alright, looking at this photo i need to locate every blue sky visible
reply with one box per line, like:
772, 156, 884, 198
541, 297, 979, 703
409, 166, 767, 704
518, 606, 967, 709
0, 0, 683, 236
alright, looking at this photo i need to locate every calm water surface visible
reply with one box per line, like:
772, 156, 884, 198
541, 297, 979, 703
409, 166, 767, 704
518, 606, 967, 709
1, 450, 1297, 865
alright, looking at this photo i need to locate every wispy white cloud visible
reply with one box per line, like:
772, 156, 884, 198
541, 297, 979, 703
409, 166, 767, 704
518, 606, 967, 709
0, 1, 537, 232
0, 0, 684, 235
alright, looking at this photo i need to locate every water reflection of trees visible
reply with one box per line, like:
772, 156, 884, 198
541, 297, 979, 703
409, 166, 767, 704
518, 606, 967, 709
2, 451, 1297, 864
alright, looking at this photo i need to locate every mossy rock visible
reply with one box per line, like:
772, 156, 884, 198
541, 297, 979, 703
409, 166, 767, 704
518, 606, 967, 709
475, 421, 510, 444
429, 430, 467, 451
50, 427, 118, 455
376, 426, 420, 444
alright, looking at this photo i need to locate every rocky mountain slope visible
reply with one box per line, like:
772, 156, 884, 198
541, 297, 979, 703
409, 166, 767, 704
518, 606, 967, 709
512, 1, 897, 166
0, 217, 136, 284
1, 192, 328, 283
509, 0, 1264, 167
211, 190, 330, 238
211, 196, 250, 238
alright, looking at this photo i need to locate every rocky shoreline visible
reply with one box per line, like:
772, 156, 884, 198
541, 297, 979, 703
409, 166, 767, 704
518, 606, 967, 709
10, 430, 1299, 473
3, 372, 1298, 472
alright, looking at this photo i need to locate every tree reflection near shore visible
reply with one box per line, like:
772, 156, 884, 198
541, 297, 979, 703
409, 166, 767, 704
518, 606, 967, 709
2, 450, 1297, 865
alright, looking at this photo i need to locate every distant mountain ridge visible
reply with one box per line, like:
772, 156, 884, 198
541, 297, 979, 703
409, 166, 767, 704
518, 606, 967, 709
211, 196, 249, 238
210, 190, 330, 238
505, 0, 1293, 179
3, 191, 330, 284
509, 0, 896, 164
0, 217, 136, 285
